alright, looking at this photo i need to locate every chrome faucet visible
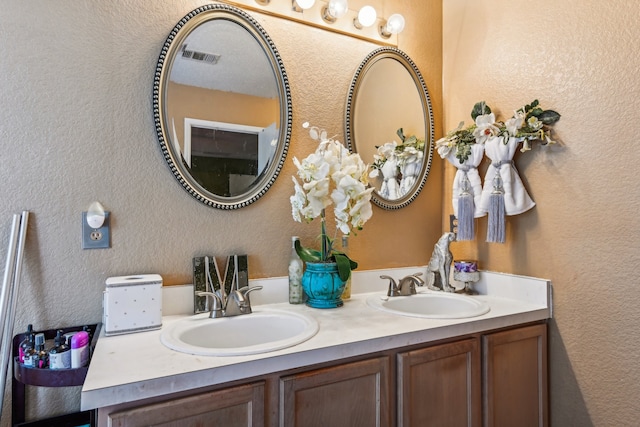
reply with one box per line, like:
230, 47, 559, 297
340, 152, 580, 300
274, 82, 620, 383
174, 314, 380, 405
382, 273, 424, 297
196, 285, 263, 318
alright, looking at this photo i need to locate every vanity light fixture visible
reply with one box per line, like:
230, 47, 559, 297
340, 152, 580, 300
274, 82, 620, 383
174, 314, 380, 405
353, 5, 377, 29
223, 0, 399, 45
322, 0, 348, 23
292, 0, 315, 12
379, 13, 405, 38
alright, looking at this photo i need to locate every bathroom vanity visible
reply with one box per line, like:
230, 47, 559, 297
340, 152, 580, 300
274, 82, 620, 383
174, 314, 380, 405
81, 271, 550, 426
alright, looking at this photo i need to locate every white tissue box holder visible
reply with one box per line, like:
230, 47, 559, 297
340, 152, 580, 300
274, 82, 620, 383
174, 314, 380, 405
103, 274, 163, 336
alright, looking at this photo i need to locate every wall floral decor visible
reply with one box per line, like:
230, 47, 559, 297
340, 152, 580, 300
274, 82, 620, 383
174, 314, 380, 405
436, 100, 561, 243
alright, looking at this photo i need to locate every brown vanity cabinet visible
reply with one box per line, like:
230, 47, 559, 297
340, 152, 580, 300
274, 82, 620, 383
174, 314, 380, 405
482, 323, 548, 427
107, 382, 265, 427
397, 338, 481, 426
97, 322, 547, 427
280, 356, 392, 427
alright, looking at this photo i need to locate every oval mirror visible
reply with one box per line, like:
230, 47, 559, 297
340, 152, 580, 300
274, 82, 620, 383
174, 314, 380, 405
153, 4, 292, 209
345, 47, 434, 210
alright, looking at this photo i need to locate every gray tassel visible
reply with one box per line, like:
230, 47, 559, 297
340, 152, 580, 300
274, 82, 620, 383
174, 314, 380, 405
487, 172, 505, 243
456, 171, 474, 241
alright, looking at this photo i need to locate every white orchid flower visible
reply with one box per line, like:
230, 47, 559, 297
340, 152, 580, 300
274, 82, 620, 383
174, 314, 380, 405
473, 113, 501, 144
290, 177, 306, 223
290, 122, 374, 249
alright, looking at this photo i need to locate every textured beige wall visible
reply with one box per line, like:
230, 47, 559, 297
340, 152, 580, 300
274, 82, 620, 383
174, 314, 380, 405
0, 0, 441, 424
444, 0, 640, 425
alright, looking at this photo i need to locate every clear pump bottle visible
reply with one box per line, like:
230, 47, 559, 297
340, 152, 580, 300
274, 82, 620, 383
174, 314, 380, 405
340, 235, 352, 299
289, 236, 305, 304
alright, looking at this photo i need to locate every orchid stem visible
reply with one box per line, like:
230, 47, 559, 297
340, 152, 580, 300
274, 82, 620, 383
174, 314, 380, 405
321, 209, 328, 262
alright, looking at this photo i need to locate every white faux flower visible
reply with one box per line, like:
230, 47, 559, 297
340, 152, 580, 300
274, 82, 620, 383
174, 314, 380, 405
505, 111, 525, 136
290, 177, 306, 222
377, 141, 398, 159
473, 113, 501, 144
435, 121, 466, 158
527, 116, 543, 130
348, 190, 374, 230
398, 145, 423, 166
436, 137, 455, 158
290, 122, 373, 236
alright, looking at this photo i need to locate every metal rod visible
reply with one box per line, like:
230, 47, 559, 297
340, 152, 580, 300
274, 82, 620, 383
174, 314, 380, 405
0, 211, 29, 420
0, 215, 21, 352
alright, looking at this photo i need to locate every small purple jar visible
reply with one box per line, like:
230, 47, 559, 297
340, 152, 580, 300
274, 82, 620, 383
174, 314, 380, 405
454, 260, 478, 273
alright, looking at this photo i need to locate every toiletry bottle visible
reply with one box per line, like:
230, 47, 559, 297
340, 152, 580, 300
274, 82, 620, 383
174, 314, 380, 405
48, 330, 71, 369
288, 236, 305, 304
71, 330, 90, 368
341, 235, 352, 299
24, 333, 48, 368
18, 324, 35, 364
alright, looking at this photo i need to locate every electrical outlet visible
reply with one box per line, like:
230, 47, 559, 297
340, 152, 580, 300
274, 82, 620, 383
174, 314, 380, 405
449, 214, 458, 234
82, 211, 111, 249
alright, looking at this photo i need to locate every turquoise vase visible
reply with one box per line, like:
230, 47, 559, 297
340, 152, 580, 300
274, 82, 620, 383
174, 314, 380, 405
301, 262, 346, 309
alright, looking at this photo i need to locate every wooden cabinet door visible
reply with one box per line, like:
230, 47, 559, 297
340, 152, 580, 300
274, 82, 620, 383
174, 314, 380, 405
107, 381, 265, 427
397, 338, 481, 427
483, 323, 548, 427
279, 356, 391, 427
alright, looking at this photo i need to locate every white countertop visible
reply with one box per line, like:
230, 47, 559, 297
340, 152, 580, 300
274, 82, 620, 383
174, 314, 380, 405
81, 269, 551, 411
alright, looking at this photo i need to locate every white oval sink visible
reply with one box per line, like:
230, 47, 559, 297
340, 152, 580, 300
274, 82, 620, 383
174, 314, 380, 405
160, 309, 319, 356
366, 292, 490, 319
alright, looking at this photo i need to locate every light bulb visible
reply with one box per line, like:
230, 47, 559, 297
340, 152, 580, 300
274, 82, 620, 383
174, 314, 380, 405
354, 5, 377, 29
380, 13, 405, 38
323, 0, 348, 22
293, 0, 315, 11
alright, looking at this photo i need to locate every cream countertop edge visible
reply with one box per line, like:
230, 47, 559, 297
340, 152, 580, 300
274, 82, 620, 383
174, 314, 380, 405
81, 269, 551, 411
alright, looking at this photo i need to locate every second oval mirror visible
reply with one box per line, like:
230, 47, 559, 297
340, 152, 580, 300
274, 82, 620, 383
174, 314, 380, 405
346, 47, 434, 210
154, 4, 291, 209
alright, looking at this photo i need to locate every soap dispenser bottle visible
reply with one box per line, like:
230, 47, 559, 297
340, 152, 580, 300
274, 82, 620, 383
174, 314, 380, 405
288, 236, 305, 304
340, 235, 352, 299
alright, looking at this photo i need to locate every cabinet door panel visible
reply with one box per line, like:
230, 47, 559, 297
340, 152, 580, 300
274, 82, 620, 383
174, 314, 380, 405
483, 323, 548, 427
397, 338, 481, 427
280, 356, 391, 427
108, 381, 265, 427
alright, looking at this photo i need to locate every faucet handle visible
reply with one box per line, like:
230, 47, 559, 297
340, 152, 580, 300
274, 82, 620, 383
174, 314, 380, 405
238, 286, 263, 314
380, 275, 399, 297
408, 272, 425, 287
196, 291, 224, 318
396, 273, 425, 296
224, 286, 263, 317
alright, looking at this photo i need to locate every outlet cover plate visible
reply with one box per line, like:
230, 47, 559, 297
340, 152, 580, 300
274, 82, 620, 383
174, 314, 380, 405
82, 211, 111, 249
